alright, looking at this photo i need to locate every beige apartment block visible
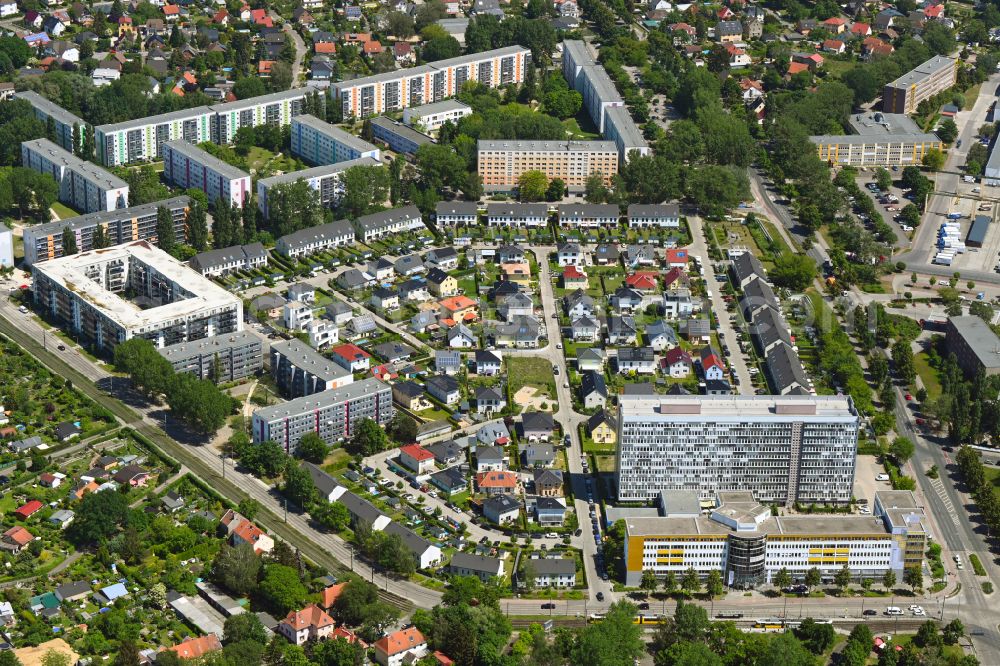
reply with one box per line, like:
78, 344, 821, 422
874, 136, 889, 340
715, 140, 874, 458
478, 139, 618, 192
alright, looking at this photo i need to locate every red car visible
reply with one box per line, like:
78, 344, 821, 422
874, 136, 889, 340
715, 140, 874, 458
916, 418, 925, 426
905, 394, 913, 401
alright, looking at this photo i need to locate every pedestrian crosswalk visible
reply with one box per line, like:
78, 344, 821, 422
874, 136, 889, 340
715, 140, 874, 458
929, 478, 962, 530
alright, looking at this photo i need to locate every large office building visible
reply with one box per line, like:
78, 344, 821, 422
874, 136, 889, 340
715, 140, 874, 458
945, 315, 1000, 377
271, 338, 354, 398
811, 111, 943, 167
332, 46, 530, 118
620, 490, 925, 587
211, 89, 308, 144
162, 140, 252, 209
32, 241, 243, 351
478, 139, 618, 192
290, 114, 380, 166
95, 106, 215, 166
882, 55, 957, 114
158, 330, 263, 382
257, 156, 381, 219
21, 138, 129, 214
616, 394, 859, 505
562, 40, 649, 163
252, 377, 393, 451
276, 219, 356, 258
23, 196, 190, 265
14, 90, 86, 152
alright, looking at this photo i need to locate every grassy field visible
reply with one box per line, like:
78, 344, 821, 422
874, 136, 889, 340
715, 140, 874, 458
246, 147, 302, 175
507, 356, 556, 400
913, 352, 942, 400
50, 202, 79, 220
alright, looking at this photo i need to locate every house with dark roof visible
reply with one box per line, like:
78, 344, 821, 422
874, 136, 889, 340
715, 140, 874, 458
749, 306, 792, 355
730, 252, 766, 288
483, 493, 520, 524
425, 374, 461, 405
740, 277, 779, 320
430, 467, 467, 496
607, 315, 638, 345
577, 347, 605, 372
474, 445, 507, 472
533, 468, 564, 497
765, 342, 810, 395
532, 496, 566, 525
616, 347, 656, 374
474, 350, 502, 375
520, 442, 555, 468
521, 412, 554, 441
448, 551, 504, 581
580, 370, 607, 409
303, 462, 347, 502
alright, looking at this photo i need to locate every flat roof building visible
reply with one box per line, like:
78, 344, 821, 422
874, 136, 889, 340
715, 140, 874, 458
23, 196, 191, 266
945, 315, 1000, 377
158, 330, 263, 382
95, 106, 215, 166
32, 241, 243, 351
882, 55, 957, 114
616, 394, 859, 505
14, 90, 86, 152
163, 140, 252, 209
257, 156, 380, 219
478, 139, 618, 192
403, 99, 473, 132
370, 116, 433, 156
252, 377, 393, 451
21, 138, 129, 214
210, 88, 309, 144
967, 215, 991, 247
811, 111, 942, 167
290, 114, 380, 166
271, 338, 354, 398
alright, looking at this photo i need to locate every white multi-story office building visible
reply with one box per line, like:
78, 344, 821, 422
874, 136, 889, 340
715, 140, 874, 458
162, 140, 252, 208
403, 99, 473, 132
96, 106, 215, 166
332, 46, 530, 118
290, 114, 380, 166
22, 196, 191, 265
616, 395, 859, 505
21, 138, 129, 214
15, 90, 86, 152
211, 89, 308, 145
252, 377, 393, 451
32, 241, 242, 351
257, 156, 381, 219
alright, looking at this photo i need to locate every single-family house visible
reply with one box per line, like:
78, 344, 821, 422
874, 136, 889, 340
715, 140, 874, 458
427, 268, 458, 296
616, 347, 656, 374
570, 315, 601, 342
663, 347, 693, 378
533, 496, 566, 525
425, 374, 461, 405
475, 445, 507, 472
279, 605, 336, 646
474, 350, 502, 375
607, 315, 638, 345
483, 493, 520, 523
533, 468, 563, 497
699, 346, 726, 380
577, 347, 605, 372
529, 557, 576, 587
374, 626, 428, 666
580, 370, 607, 409
448, 324, 477, 349
435, 350, 463, 375
476, 471, 519, 496
588, 410, 616, 445
475, 387, 506, 413
448, 552, 504, 582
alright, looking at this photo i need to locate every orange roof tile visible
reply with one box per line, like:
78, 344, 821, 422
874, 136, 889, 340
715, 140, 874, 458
282, 604, 334, 631
322, 582, 347, 609
375, 626, 426, 657
168, 635, 222, 659
4, 526, 33, 546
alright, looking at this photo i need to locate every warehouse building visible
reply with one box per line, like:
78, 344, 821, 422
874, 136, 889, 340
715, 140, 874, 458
158, 330, 263, 382
945, 315, 1000, 377
252, 378, 393, 451
882, 55, 957, 114
621, 490, 925, 587
23, 196, 191, 265
290, 114, 380, 166
332, 46, 530, 118
271, 338, 354, 398
478, 139, 618, 192
21, 138, 129, 214
14, 91, 86, 152
163, 140, 252, 209
616, 394, 859, 505
257, 156, 380, 219
95, 106, 215, 166
967, 215, 991, 247
32, 241, 242, 351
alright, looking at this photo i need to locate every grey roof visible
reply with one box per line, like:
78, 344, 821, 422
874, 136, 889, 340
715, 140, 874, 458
435, 349, 462, 365
370, 116, 433, 146
26, 196, 191, 240
627, 203, 680, 218
948, 316, 1000, 369
210, 88, 307, 114
535, 496, 565, 512
449, 551, 502, 575
577, 64, 623, 106
394, 380, 425, 399
476, 386, 505, 402
475, 350, 502, 365
23, 138, 127, 190
383, 521, 437, 557
587, 409, 616, 432
292, 113, 378, 154
355, 204, 423, 231
557, 204, 619, 219
594, 243, 620, 261
765, 342, 810, 392
426, 267, 451, 285
190, 243, 264, 272
646, 320, 677, 342
740, 277, 779, 317
810, 131, 941, 145
95, 105, 213, 133
426, 374, 460, 394
484, 494, 520, 514
885, 55, 956, 91
533, 468, 563, 487
521, 443, 555, 462
333, 46, 528, 92
338, 268, 370, 288
436, 200, 479, 217
605, 105, 648, 153
254, 378, 390, 421
408, 99, 472, 117
618, 347, 655, 363
373, 341, 415, 360
55, 581, 92, 599
522, 411, 554, 432
578, 347, 605, 362
969, 216, 991, 245
272, 338, 351, 383
487, 203, 549, 218
731, 252, 766, 284
565, 289, 595, 309
479, 139, 617, 153
476, 444, 505, 461
14, 90, 85, 128
338, 490, 388, 525
530, 557, 575, 575
260, 156, 380, 189
303, 462, 345, 498
685, 317, 711, 335
11, 435, 42, 452
431, 466, 467, 490
394, 254, 424, 272
493, 315, 540, 341
158, 330, 260, 362
572, 315, 600, 330
716, 19, 743, 35
558, 241, 582, 254
427, 440, 463, 462
749, 306, 792, 351
164, 140, 249, 181
580, 370, 607, 397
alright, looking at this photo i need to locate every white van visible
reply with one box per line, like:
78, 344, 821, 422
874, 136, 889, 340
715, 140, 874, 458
876, 473, 890, 481
885, 607, 903, 616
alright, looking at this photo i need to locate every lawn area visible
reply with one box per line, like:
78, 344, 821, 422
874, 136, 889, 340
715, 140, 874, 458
507, 356, 556, 400
563, 117, 601, 140
50, 202, 79, 220
914, 352, 942, 400
246, 147, 302, 175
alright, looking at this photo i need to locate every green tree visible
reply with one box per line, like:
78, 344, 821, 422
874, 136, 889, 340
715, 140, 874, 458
338, 165, 392, 218
773, 567, 792, 590
238, 498, 261, 520
794, 617, 837, 654
386, 11, 415, 37
259, 564, 308, 616
937, 119, 959, 144
61, 226, 77, 256
545, 177, 566, 202
212, 543, 262, 596
804, 567, 821, 590
347, 418, 391, 456
770, 253, 816, 291
0, 650, 22, 666
875, 168, 893, 191
890, 437, 915, 465
681, 566, 700, 594
266, 179, 324, 237
834, 563, 852, 591
156, 205, 176, 252
517, 170, 548, 202
661, 571, 677, 595
922, 147, 946, 171
239, 440, 289, 478
233, 77, 266, 100
685, 165, 749, 215
40, 652, 70, 666
421, 35, 462, 61
113, 641, 141, 666
312, 500, 350, 532
903, 566, 922, 591
584, 172, 609, 204
705, 570, 724, 598
283, 461, 317, 507
387, 411, 419, 444
640, 569, 658, 596
943, 618, 964, 645
66, 489, 129, 545
296, 432, 329, 464
187, 200, 208, 251
223, 612, 268, 646
882, 568, 896, 591
91, 224, 109, 250
570, 601, 644, 666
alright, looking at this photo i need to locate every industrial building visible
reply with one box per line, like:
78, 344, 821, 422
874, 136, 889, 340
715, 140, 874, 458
32, 241, 243, 351
882, 55, 957, 114
22, 196, 191, 265
95, 106, 215, 166
252, 377, 393, 451
967, 215, 991, 247
615, 394, 859, 505
290, 114, 380, 166
945, 315, 1000, 377
21, 138, 129, 214
270, 338, 354, 398
331, 46, 530, 118
370, 117, 433, 156
478, 139, 618, 192
403, 100, 473, 132
257, 156, 381, 219
620, 490, 926, 587
157, 330, 263, 382
14, 90, 86, 152
810, 112, 943, 167
162, 140, 252, 209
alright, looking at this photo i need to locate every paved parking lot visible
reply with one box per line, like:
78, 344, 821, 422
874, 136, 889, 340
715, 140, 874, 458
853, 454, 889, 507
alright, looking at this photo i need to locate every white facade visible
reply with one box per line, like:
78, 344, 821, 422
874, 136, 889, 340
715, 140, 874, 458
21, 138, 129, 213
290, 114, 380, 166
0, 223, 12, 268
403, 99, 473, 131
627, 203, 680, 227
257, 156, 380, 218
96, 106, 215, 166
163, 140, 251, 208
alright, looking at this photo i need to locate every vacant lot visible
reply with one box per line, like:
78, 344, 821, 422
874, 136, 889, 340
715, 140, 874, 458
508, 357, 556, 404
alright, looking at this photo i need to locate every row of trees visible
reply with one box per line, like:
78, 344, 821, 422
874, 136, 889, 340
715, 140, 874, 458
113, 338, 236, 434
957, 446, 1000, 541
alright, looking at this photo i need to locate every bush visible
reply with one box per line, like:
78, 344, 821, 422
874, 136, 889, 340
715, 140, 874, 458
970, 554, 987, 576
982, 581, 993, 594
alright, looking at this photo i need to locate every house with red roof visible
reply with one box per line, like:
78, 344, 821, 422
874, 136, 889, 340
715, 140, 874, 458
663, 267, 688, 289
1, 526, 33, 553
332, 625, 368, 647
14, 500, 43, 520
431, 652, 455, 666
39, 472, 63, 488
321, 582, 347, 610
850, 22, 871, 36
625, 272, 659, 291
399, 444, 435, 474
220, 509, 274, 554
669, 22, 696, 40
250, 8, 272, 26
786, 62, 811, 77
923, 4, 943, 18
717, 7, 734, 19
374, 626, 428, 666
371, 364, 398, 381
315, 41, 336, 54
823, 39, 845, 54
258, 60, 274, 76
822, 16, 846, 33
330, 343, 372, 372
167, 635, 223, 660
213, 9, 229, 25
664, 248, 689, 268
699, 347, 726, 381
663, 348, 692, 377
562, 265, 588, 289
394, 42, 414, 63
363, 40, 384, 56
163, 4, 180, 20
278, 604, 335, 646
439, 296, 479, 321
475, 471, 519, 496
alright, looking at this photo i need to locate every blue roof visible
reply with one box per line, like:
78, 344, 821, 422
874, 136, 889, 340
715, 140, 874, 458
101, 583, 128, 601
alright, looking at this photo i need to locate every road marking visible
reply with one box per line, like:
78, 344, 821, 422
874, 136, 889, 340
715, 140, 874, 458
930, 478, 962, 529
